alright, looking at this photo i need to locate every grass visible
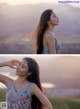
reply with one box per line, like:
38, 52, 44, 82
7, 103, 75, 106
0, 89, 6, 101
0, 90, 80, 109
49, 98, 80, 109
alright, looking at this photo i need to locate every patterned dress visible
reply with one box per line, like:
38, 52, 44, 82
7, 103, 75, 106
6, 80, 32, 109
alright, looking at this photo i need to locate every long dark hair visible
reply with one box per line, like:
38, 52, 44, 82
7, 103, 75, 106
23, 57, 43, 109
35, 9, 53, 54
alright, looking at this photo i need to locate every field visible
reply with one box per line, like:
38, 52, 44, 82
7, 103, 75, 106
0, 89, 6, 101
0, 89, 80, 109
49, 98, 80, 109
0, 34, 80, 54
61, 44, 80, 54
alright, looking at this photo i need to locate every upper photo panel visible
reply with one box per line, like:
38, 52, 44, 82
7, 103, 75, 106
0, 0, 80, 54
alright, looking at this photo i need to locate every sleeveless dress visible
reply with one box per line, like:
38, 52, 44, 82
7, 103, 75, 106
6, 80, 32, 109
42, 33, 61, 54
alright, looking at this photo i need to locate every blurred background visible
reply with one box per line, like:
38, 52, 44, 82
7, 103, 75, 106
0, 0, 80, 54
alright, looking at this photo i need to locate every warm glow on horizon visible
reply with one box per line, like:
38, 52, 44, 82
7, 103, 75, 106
42, 83, 55, 88
0, 82, 55, 88
69, 3, 80, 8
0, 0, 57, 5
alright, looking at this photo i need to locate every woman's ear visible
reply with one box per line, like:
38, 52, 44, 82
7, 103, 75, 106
27, 72, 32, 76
47, 21, 51, 26
47, 21, 50, 25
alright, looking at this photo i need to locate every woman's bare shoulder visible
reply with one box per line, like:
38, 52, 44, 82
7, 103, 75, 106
29, 82, 38, 94
44, 32, 54, 40
44, 33, 55, 44
29, 82, 37, 88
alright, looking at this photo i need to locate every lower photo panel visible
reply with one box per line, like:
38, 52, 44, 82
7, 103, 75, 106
0, 55, 80, 109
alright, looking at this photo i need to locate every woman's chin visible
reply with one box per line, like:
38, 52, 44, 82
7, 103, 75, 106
55, 22, 59, 25
53, 22, 59, 26
16, 72, 20, 75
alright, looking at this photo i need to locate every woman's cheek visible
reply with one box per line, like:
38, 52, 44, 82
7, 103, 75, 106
53, 18, 58, 24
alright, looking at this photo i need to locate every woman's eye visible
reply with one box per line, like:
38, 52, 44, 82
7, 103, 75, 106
22, 65, 25, 68
19, 62, 21, 65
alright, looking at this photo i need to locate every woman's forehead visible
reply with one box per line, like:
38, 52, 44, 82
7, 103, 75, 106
21, 59, 27, 65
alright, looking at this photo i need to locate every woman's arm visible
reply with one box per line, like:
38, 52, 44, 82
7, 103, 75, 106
0, 60, 19, 86
46, 34, 56, 54
0, 74, 12, 87
31, 83, 53, 109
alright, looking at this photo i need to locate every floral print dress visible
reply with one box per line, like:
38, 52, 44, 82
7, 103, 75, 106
6, 80, 32, 109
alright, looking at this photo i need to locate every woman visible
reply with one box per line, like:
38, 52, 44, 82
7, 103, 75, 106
0, 57, 53, 109
34, 9, 61, 54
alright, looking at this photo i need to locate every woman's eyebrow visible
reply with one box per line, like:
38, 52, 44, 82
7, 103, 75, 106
52, 13, 56, 16
22, 63, 27, 67
19, 62, 21, 64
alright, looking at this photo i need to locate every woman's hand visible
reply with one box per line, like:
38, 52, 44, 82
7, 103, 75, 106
7, 60, 20, 69
0, 60, 20, 69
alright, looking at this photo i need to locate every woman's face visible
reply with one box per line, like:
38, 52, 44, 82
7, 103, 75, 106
50, 12, 59, 25
16, 59, 29, 77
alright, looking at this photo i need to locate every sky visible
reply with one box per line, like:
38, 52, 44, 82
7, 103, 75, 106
0, 0, 57, 5
0, 0, 80, 8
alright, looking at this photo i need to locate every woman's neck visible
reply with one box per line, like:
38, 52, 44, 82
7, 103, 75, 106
15, 76, 28, 84
47, 25, 54, 33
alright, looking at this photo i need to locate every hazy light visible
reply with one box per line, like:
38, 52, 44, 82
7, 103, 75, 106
69, 4, 80, 8
0, 83, 6, 88
42, 83, 55, 88
0, 0, 80, 8
0, 82, 55, 89
0, 0, 57, 5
